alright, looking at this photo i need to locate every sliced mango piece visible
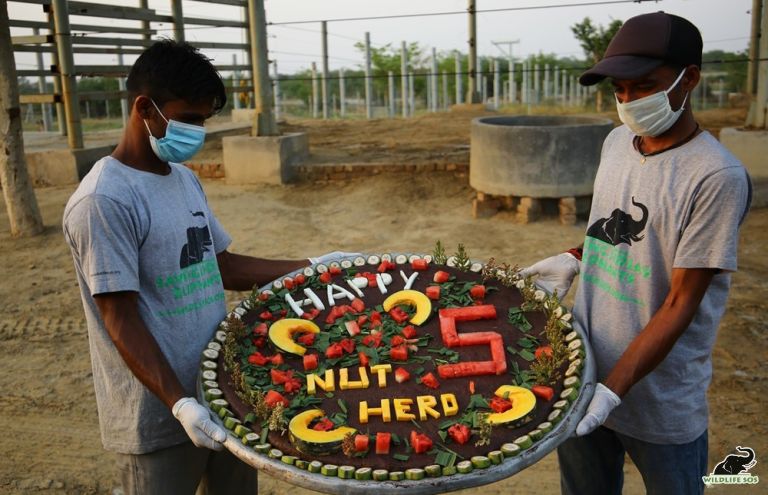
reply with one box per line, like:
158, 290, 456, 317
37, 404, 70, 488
382, 290, 432, 325
486, 385, 537, 426
268, 318, 320, 356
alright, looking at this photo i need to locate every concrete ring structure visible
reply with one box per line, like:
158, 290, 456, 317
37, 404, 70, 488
469, 115, 614, 198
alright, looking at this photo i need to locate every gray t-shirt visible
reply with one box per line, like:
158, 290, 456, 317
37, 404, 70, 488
63, 156, 232, 454
574, 125, 751, 444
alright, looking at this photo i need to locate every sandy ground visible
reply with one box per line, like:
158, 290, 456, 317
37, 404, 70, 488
1, 108, 765, 494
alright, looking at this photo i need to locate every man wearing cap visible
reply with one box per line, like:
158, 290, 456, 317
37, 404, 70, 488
520, 12, 751, 494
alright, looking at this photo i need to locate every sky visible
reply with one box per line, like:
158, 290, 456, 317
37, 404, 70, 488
9, 0, 755, 77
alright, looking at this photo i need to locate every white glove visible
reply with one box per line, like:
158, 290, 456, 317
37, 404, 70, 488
172, 397, 227, 450
576, 383, 621, 436
519, 252, 580, 298
308, 251, 363, 265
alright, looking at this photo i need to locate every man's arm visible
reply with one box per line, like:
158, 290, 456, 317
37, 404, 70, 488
604, 267, 716, 397
94, 291, 186, 409
216, 250, 307, 291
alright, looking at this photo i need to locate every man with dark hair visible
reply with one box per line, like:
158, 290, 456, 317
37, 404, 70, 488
520, 12, 751, 495
62, 40, 346, 494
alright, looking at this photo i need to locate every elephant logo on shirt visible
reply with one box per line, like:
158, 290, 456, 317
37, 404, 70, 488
586, 197, 648, 246
180, 224, 212, 269
713, 446, 756, 475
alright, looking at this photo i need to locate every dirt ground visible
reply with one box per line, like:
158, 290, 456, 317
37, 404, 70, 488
1, 107, 765, 495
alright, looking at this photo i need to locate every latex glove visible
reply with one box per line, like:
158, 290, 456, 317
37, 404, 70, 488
519, 252, 580, 298
308, 251, 363, 265
576, 383, 621, 436
172, 397, 226, 450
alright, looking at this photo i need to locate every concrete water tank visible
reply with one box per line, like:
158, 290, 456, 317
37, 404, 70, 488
469, 115, 614, 198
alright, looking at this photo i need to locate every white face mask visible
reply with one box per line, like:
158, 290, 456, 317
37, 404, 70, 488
615, 69, 688, 137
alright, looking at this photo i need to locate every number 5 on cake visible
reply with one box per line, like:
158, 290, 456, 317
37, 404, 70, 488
437, 305, 507, 378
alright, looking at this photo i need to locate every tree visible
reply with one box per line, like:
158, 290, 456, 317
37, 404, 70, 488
0, 0, 44, 237
571, 17, 623, 111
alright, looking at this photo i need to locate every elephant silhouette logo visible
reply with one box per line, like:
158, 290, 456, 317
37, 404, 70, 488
180, 225, 212, 269
713, 446, 756, 475
586, 197, 648, 246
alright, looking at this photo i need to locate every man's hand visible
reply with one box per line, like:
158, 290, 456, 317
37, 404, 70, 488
308, 251, 363, 265
173, 397, 227, 450
576, 383, 621, 436
519, 252, 581, 298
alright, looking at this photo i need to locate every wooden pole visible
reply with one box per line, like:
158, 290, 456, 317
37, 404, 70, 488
0, 0, 44, 237
311, 62, 318, 118
388, 70, 395, 117
455, 51, 463, 105
247, 0, 277, 135
467, 0, 480, 103
431, 47, 438, 112
401, 41, 408, 117
32, 28, 52, 132
51, 0, 83, 148
171, 0, 184, 42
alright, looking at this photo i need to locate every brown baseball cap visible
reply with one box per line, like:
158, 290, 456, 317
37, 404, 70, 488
579, 12, 703, 86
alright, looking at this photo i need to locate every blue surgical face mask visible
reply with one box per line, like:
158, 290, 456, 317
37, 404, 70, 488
144, 99, 206, 163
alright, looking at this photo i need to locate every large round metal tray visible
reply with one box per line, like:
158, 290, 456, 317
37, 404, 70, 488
197, 255, 596, 495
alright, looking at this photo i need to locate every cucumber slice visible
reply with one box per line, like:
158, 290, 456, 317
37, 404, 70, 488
202, 380, 219, 391
405, 468, 426, 480
553, 399, 569, 410
570, 357, 583, 370
308, 461, 323, 473
202, 349, 219, 360
338, 466, 355, 479
315, 264, 328, 274
470, 262, 483, 272
424, 465, 442, 478
223, 417, 241, 430
372, 469, 389, 481
207, 341, 222, 352
295, 460, 309, 470
201, 360, 217, 371
442, 465, 457, 476
242, 432, 260, 446
529, 429, 544, 441
367, 255, 380, 265
321, 464, 338, 477
209, 398, 228, 413
340, 260, 353, 269
501, 443, 521, 457
538, 421, 553, 434
234, 424, 252, 438
560, 387, 578, 402
215, 330, 226, 343
281, 455, 297, 466
201, 370, 217, 381
565, 364, 580, 378
456, 460, 473, 474
564, 376, 581, 389
268, 448, 283, 459
254, 443, 271, 454
204, 388, 223, 402
355, 467, 373, 481
488, 451, 503, 465
353, 256, 366, 267
394, 254, 408, 265
303, 267, 315, 277
423, 255, 433, 263
217, 407, 233, 419
564, 331, 578, 343
381, 253, 392, 262
388, 471, 405, 482
548, 409, 563, 424
513, 435, 533, 449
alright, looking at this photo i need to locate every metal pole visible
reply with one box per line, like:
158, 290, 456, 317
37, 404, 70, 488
544, 64, 550, 101
32, 28, 51, 132
171, 0, 184, 42
426, 72, 432, 113
442, 71, 448, 110
431, 47, 438, 112
311, 62, 318, 118
339, 68, 345, 118
247, 0, 276, 135
455, 51, 463, 105
561, 68, 567, 106
533, 63, 540, 105
401, 41, 408, 117
510, 62, 516, 104
554, 66, 559, 105
117, 48, 128, 127
364, 32, 373, 119
493, 59, 500, 110
273, 60, 281, 121
321, 21, 329, 119
51, 0, 83, 148
388, 71, 395, 117
46, 11, 66, 135
521, 61, 527, 105
408, 71, 415, 116
467, 0, 480, 103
